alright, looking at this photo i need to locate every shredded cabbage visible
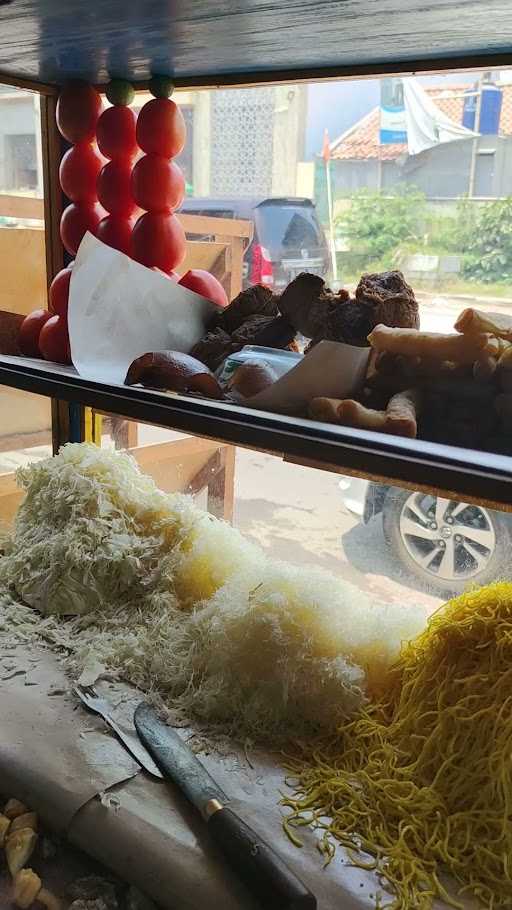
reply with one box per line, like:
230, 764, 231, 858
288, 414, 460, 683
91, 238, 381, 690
0, 443, 426, 739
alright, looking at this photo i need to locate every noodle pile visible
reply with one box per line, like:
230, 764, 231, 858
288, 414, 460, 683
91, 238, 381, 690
283, 582, 512, 909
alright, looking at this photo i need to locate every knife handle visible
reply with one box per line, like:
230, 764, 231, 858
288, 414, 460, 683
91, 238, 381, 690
207, 805, 316, 910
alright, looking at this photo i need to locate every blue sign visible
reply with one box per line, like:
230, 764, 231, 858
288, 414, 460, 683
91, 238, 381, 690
380, 78, 407, 144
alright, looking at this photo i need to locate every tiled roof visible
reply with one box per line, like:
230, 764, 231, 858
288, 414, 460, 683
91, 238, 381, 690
329, 84, 512, 161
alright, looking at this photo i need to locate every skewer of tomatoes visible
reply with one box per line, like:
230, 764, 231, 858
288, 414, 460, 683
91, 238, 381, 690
131, 76, 187, 274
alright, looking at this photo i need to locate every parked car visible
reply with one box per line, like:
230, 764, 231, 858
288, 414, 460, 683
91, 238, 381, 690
339, 476, 511, 596
179, 196, 329, 291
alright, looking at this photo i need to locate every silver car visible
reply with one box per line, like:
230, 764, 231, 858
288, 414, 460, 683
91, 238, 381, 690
339, 476, 511, 596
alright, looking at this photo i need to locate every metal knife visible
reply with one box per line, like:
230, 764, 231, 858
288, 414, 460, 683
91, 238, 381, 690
134, 703, 316, 910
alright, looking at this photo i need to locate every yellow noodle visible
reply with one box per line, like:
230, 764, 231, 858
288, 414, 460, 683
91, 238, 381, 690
283, 582, 512, 909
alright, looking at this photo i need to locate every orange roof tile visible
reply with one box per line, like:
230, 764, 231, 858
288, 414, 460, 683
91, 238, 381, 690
329, 84, 512, 161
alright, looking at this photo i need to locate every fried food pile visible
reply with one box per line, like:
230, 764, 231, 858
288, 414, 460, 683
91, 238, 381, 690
312, 307, 512, 452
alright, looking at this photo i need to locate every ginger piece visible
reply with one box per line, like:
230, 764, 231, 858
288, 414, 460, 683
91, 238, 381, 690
310, 397, 388, 431
38, 889, 62, 910
473, 354, 497, 384
337, 400, 389, 431
368, 324, 497, 364
308, 397, 340, 423
385, 388, 421, 438
454, 307, 512, 340
13, 868, 42, 908
5, 827, 38, 876
310, 387, 420, 438
0, 812, 10, 846
4, 799, 29, 820
10, 812, 38, 833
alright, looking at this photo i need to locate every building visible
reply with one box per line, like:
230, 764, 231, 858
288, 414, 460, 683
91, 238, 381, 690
0, 87, 43, 197
173, 86, 307, 198
321, 83, 512, 205
0, 84, 307, 203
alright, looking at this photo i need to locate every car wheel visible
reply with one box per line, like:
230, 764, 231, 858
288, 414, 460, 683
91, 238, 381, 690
382, 489, 511, 597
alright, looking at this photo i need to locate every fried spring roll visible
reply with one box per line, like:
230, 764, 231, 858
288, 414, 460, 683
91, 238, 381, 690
368, 324, 497, 364
454, 308, 512, 340
310, 397, 388, 430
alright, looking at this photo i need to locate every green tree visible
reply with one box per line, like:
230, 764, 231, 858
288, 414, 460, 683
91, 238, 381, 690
338, 186, 427, 262
462, 197, 512, 283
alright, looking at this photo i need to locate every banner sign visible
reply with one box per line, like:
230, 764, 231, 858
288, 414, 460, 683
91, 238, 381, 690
380, 78, 407, 144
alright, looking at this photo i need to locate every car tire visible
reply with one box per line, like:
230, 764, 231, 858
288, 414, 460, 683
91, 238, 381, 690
382, 488, 511, 597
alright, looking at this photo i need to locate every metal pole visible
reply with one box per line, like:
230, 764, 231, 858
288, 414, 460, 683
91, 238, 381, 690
468, 77, 483, 198
325, 157, 338, 282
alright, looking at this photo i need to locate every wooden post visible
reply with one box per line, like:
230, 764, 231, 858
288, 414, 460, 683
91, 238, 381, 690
468, 78, 483, 199
40, 93, 102, 450
40, 93, 64, 288
228, 236, 244, 299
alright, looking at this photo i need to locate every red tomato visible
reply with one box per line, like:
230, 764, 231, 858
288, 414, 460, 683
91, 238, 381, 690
97, 214, 134, 255
136, 98, 186, 158
49, 268, 72, 317
96, 105, 138, 160
56, 81, 103, 144
59, 143, 103, 203
97, 160, 136, 216
178, 270, 228, 308
39, 315, 71, 365
19, 309, 52, 357
60, 202, 104, 255
131, 155, 185, 213
131, 212, 186, 273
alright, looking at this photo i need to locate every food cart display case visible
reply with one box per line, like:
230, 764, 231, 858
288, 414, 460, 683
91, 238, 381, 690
0, 1, 510, 505
0, 3, 512, 910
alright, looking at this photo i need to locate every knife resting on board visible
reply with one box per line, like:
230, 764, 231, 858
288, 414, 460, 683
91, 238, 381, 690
134, 703, 316, 910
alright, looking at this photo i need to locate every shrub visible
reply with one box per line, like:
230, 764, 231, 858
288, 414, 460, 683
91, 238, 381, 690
337, 186, 426, 263
461, 197, 512, 283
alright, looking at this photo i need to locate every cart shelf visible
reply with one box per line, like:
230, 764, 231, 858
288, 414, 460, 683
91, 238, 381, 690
1, 353, 510, 509
0, 1, 512, 89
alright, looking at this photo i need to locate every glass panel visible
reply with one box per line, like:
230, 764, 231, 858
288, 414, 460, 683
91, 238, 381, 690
0, 84, 46, 317
0, 85, 49, 535
100, 419, 509, 615
0, 385, 51, 533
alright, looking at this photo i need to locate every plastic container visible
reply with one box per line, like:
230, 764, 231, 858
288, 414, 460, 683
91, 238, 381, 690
217, 345, 302, 385
463, 83, 502, 134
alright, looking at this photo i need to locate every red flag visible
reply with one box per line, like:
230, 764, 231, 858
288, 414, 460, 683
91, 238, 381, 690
322, 128, 331, 163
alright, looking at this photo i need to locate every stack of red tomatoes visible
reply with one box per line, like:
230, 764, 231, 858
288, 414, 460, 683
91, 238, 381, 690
131, 74, 186, 274
19, 76, 228, 365
96, 79, 138, 255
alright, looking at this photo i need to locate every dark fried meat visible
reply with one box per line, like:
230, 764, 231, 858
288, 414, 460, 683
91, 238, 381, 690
278, 270, 419, 351
355, 271, 420, 331
216, 284, 279, 334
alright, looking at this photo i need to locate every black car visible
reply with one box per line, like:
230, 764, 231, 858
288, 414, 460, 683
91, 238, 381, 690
179, 196, 329, 291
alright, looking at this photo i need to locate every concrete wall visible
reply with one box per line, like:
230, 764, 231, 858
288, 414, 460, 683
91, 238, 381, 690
329, 135, 512, 201
0, 93, 41, 195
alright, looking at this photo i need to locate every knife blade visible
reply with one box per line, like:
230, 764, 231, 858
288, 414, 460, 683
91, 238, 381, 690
134, 703, 316, 910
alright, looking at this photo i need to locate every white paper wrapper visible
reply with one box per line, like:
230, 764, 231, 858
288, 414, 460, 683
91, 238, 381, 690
68, 234, 218, 385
